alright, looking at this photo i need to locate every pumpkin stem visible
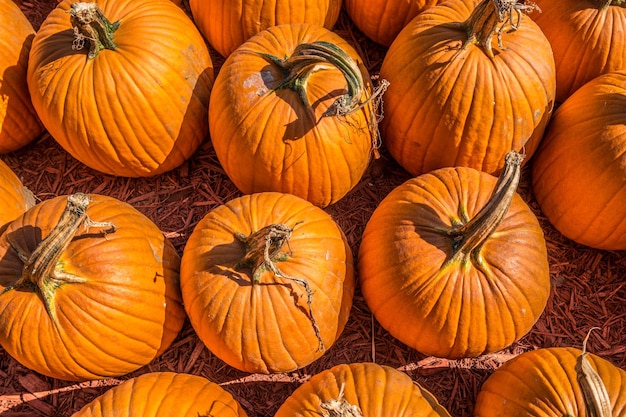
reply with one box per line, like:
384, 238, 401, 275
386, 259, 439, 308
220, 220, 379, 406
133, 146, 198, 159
259, 41, 388, 157
455, 0, 540, 59
447, 150, 524, 265
235, 222, 325, 351
67, 2, 120, 59
320, 383, 363, 417
3, 193, 115, 324
600, 0, 625, 7
576, 328, 613, 417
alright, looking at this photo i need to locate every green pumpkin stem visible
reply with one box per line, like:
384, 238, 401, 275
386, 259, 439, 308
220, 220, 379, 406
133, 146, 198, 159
600, 0, 625, 8
576, 328, 613, 417
4, 193, 115, 324
67, 2, 120, 59
235, 223, 325, 351
456, 0, 539, 58
448, 150, 525, 263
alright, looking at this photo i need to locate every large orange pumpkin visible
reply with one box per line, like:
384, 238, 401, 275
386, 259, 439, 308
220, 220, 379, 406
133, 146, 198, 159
180, 192, 355, 374
474, 347, 626, 416
73, 372, 248, 416
531, 71, 626, 250
275, 362, 452, 417
0, 0, 43, 153
358, 152, 550, 358
379, 0, 556, 176
344, 0, 442, 46
27, 0, 214, 177
0, 158, 34, 231
530, 0, 626, 103
0, 193, 185, 381
188, 0, 342, 57
209, 23, 383, 207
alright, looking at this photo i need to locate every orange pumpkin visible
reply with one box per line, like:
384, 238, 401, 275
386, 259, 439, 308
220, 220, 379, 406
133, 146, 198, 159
0, 158, 34, 231
209, 23, 383, 207
0, 0, 43, 153
531, 71, 626, 250
275, 362, 452, 417
180, 192, 355, 373
531, 0, 626, 103
474, 347, 626, 416
27, 0, 214, 177
358, 152, 550, 358
188, 0, 342, 57
0, 193, 185, 381
344, 0, 442, 46
379, 0, 556, 176
73, 372, 248, 416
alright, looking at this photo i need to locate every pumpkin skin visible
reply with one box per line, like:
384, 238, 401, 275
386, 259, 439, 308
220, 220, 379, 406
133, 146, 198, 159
530, 0, 626, 103
209, 23, 378, 207
0, 194, 185, 381
0, 158, 34, 231
188, 0, 342, 57
0, 0, 43, 153
358, 162, 550, 359
180, 192, 355, 374
379, 0, 556, 176
27, 0, 214, 177
73, 372, 248, 417
275, 362, 452, 417
531, 71, 626, 250
344, 0, 443, 46
474, 347, 626, 416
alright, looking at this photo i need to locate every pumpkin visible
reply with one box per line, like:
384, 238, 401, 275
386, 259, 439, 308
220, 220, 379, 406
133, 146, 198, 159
275, 362, 452, 417
474, 346, 626, 416
531, 71, 626, 250
0, 158, 35, 231
180, 192, 354, 374
209, 23, 385, 208
27, 0, 214, 177
358, 151, 550, 359
379, 0, 556, 176
344, 0, 442, 46
0, 0, 43, 153
0, 193, 185, 381
188, 0, 342, 57
73, 372, 248, 416
530, 0, 626, 103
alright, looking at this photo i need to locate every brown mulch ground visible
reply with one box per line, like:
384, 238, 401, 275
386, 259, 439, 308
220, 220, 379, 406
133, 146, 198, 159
1, 1, 625, 416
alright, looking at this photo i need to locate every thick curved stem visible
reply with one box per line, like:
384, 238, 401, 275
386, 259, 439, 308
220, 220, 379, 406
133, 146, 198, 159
576, 328, 613, 417
67, 2, 120, 59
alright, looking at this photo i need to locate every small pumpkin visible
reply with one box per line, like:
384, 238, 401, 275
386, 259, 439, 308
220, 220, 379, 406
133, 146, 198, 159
474, 346, 626, 416
358, 151, 550, 359
344, 0, 442, 46
530, 0, 626, 103
379, 0, 556, 176
0, 158, 35, 231
0, 193, 185, 381
180, 192, 354, 374
0, 0, 43, 153
188, 0, 342, 57
531, 71, 626, 250
275, 362, 452, 417
73, 372, 248, 417
27, 0, 214, 177
209, 23, 385, 207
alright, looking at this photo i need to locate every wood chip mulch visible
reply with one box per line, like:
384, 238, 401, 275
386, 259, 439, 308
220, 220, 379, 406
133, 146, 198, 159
1, 1, 625, 416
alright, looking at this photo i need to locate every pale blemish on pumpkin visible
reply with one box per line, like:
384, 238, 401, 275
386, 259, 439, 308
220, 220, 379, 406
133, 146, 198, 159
242, 70, 273, 101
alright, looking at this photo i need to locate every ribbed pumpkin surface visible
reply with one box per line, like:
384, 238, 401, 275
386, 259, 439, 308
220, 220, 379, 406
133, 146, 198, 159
180, 192, 354, 373
379, 0, 555, 176
275, 362, 452, 417
0, 159, 34, 230
189, 0, 341, 57
474, 347, 626, 416
27, 0, 214, 177
531, 71, 626, 250
73, 372, 248, 417
0, 0, 43, 153
0, 194, 185, 381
